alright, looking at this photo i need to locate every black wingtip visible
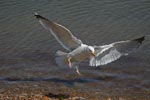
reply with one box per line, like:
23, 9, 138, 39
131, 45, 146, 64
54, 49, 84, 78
133, 36, 145, 44
34, 12, 47, 20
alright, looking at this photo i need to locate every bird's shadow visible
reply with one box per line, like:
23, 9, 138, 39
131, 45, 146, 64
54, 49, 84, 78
0, 77, 101, 87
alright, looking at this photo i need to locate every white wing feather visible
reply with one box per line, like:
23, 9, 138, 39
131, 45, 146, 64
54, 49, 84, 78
35, 13, 82, 51
90, 37, 144, 67
90, 49, 122, 66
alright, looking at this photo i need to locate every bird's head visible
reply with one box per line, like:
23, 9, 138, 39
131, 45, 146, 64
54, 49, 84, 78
88, 46, 96, 57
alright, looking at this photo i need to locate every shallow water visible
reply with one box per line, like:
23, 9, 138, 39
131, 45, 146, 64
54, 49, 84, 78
0, 0, 150, 99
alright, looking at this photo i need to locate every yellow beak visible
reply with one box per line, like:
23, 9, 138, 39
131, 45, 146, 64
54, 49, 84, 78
92, 52, 96, 57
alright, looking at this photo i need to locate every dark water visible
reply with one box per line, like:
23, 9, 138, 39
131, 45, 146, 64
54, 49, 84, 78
0, 0, 150, 99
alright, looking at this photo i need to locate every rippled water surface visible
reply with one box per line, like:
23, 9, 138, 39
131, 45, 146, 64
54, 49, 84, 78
0, 0, 150, 99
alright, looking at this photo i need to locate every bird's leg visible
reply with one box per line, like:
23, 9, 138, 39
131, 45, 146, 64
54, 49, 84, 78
75, 66, 82, 75
68, 57, 72, 68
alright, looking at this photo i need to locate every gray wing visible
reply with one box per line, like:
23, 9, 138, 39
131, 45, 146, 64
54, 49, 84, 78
90, 36, 145, 67
34, 13, 82, 51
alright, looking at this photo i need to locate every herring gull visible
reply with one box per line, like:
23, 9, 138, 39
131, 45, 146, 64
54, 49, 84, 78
34, 13, 145, 75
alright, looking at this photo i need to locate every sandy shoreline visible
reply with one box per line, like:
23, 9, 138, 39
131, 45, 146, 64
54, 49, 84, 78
0, 86, 149, 100
0, 94, 149, 100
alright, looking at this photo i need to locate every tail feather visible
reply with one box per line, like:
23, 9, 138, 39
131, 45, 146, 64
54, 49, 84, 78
55, 51, 68, 68
55, 50, 67, 56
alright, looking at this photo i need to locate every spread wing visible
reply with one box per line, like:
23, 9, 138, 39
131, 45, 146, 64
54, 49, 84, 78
90, 36, 145, 67
34, 12, 82, 51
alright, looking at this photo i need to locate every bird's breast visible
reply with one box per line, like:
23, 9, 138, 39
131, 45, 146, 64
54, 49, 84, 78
70, 50, 91, 62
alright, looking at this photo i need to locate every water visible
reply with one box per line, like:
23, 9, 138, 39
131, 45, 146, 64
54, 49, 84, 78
0, 0, 150, 99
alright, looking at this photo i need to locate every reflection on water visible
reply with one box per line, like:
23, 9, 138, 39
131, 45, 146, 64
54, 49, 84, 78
0, 0, 150, 99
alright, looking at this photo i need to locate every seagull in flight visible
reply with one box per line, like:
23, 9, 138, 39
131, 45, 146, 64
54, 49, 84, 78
34, 12, 145, 75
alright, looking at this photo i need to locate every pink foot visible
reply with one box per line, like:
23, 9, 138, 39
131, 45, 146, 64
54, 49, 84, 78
68, 62, 72, 69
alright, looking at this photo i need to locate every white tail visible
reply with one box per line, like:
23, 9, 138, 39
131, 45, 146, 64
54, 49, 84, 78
55, 51, 68, 68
